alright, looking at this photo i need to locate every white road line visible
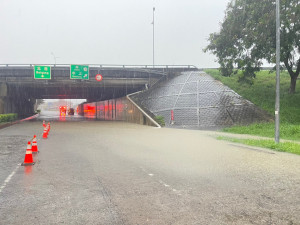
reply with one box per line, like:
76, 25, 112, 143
139, 166, 147, 173
0, 165, 20, 194
140, 168, 182, 195
159, 180, 170, 187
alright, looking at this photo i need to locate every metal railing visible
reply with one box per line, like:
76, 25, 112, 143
0, 64, 199, 77
0, 64, 198, 69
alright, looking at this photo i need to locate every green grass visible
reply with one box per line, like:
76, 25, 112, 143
205, 69, 300, 141
217, 136, 300, 155
222, 123, 300, 141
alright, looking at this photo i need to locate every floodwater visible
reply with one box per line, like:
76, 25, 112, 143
0, 115, 299, 224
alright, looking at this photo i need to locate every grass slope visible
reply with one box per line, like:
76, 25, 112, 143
205, 69, 300, 141
217, 136, 300, 155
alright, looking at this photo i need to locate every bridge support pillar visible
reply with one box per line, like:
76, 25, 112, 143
0, 83, 8, 114
0, 97, 18, 115
0, 97, 16, 114
15, 98, 35, 118
0, 97, 35, 118
0, 82, 35, 117
0, 98, 4, 114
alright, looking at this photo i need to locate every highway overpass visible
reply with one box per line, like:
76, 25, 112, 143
0, 64, 197, 117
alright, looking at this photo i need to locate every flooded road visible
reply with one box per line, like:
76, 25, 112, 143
0, 113, 299, 224
37, 110, 85, 122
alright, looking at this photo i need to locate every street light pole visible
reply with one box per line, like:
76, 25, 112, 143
152, 7, 155, 67
51, 52, 56, 65
275, 0, 280, 143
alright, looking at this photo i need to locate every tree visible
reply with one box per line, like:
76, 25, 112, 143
205, 0, 300, 93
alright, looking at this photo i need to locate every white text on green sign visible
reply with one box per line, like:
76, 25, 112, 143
34, 66, 51, 79
70, 65, 89, 80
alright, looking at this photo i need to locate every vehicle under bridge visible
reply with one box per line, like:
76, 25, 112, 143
0, 64, 197, 118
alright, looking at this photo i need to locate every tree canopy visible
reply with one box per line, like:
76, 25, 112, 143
205, 0, 300, 93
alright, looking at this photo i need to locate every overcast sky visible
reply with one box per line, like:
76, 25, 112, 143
0, 0, 231, 68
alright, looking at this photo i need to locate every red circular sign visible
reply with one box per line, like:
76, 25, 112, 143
95, 74, 103, 81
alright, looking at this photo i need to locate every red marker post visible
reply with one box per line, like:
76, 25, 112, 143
171, 110, 174, 124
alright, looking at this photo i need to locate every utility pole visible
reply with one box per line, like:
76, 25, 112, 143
152, 7, 155, 67
51, 52, 60, 66
275, 0, 280, 143
51, 52, 56, 65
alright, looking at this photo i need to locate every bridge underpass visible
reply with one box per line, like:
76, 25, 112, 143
1, 67, 299, 225
0, 65, 196, 118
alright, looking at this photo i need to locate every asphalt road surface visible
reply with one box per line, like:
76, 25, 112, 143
0, 113, 299, 224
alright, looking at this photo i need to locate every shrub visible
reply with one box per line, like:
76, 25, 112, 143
155, 115, 165, 127
0, 113, 18, 123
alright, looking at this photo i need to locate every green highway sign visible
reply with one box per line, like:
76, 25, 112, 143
34, 65, 51, 79
70, 65, 89, 80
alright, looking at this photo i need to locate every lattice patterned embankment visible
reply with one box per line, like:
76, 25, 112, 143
132, 71, 272, 129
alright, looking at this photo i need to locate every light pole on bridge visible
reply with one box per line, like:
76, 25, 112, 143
51, 52, 60, 66
152, 7, 155, 67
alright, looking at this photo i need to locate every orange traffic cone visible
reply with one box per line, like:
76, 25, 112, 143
43, 120, 46, 127
21, 141, 35, 166
47, 122, 51, 133
42, 127, 48, 139
46, 125, 49, 135
31, 135, 39, 153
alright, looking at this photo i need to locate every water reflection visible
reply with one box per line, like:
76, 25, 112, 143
79, 97, 154, 125
59, 115, 66, 121
24, 165, 33, 174
84, 104, 96, 119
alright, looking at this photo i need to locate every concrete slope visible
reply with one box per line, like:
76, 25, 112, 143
132, 71, 272, 129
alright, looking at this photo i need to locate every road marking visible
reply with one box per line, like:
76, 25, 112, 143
140, 167, 182, 196
229, 144, 275, 154
159, 180, 170, 187
0, 165, 20, 194
139, 166, 147, 173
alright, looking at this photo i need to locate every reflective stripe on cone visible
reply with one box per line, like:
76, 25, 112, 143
32, 135, 38, 153
43, 127, 48, 139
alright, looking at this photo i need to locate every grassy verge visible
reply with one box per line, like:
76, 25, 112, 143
217, 136, 300, 155
205, 69, 300, 141
222, 123, 300, 141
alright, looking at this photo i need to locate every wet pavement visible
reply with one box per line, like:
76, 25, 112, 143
37, 110, 84, 122
0, 113, 299, 224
